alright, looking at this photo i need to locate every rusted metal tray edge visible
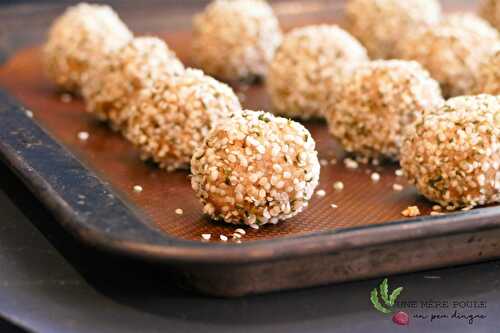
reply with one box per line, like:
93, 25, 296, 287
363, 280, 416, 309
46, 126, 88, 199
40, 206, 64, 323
2, 88, 500, 269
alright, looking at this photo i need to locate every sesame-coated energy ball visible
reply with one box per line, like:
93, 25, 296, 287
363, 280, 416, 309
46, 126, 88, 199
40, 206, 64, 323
124, 69, 241, 171
267, 25, 369, 120
192, 0, 282, 81
396, 14, 499, 97
475, 47, 500, 94
82, 37, 184, 130
43, 3, 132, 93
191, 110, 320, 226
345, 0, 441, 59
401, 95, 500, 209
326, 60, 443, 160
479, 0, 500, 30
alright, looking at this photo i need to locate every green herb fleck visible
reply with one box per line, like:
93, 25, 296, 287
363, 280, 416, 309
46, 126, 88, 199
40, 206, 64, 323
258, 114, 270, 123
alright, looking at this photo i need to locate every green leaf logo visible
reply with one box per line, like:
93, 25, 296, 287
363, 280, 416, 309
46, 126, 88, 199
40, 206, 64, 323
370, 278, 404, 314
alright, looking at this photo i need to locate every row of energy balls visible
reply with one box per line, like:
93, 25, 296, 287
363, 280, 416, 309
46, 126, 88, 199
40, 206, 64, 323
194, 0, 500, 211
42, 0, 500, 229
42, 1, 320, 228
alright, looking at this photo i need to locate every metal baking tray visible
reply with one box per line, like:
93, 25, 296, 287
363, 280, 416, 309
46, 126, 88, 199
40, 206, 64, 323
1, 0, 499, 297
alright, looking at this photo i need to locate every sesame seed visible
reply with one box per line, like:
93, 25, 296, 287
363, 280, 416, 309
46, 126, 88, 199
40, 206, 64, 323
220, 235, 228, 242
250, 224, 260, 230
371, 172, 381, 182
432, 205, 442, 211
232, 233, 242, 239
133, 185, 143, 193
77, 131, 89, 141
344, 158, 359, 169
175, 208, 184, 215
25, 110, 34, 118
60, 93, 73, 103
330, 158, 337, 165
235, 228, 246, 235
333, 181, 344, 191
392, 184, 404, 191
356, 156, 369, 164
331, 204, 338, 209
316, 189, 326, 197
201, 234, 211, 241
395, 169, 404, 177
401, 206, 420, 217
430, 212, 444, 216
320, 159, 328, 166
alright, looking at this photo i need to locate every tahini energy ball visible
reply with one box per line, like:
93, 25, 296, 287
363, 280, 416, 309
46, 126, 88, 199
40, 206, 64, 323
191, 110, 320, 226
43, 3, 132, 92
396, 13, 499, 97
401, 95, 500, 209
326, 60, 443, 160
192, 0, 282, 81
82, 37, 184, 130
345, 0, 441, 59
124, 69, 241, 171
475, 47, 500, 95
267, 25, 369, 120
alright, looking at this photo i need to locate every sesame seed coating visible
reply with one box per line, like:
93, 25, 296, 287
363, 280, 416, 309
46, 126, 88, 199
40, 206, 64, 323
326, 60, 444, 160
43, 3, 132, 93
124, 68, 241, 171
267, 25, 368, 120
479, 0, 500, 30
475, 47, 500, 95
82, 37, 184, 130
396, 14, 499, 97
190, 110, 320, 226
192, 0, 282, 81
401, 95, 500, 209
345, 0, 441, 59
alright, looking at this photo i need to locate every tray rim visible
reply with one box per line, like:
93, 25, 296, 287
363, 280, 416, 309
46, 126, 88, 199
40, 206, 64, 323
2, 89, 500, 265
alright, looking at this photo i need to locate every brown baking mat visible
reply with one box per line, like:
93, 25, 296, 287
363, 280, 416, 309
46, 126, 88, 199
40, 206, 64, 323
0, 32, 436, 242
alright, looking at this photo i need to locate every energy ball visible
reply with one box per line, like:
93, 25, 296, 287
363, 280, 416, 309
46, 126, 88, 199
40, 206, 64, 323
124, 69, 241, 171
345, 0, 441, 59
82, 37, 184, 130
191, 110, 320, 226
267, 25, 369, 120
192, 0, 282, 81
479, 0, 500, 30
396, 14, 499, 97
43, 3, 132, 92
326, 60, 443, 161
475, 47, 500, 94
401, 95, 500, 209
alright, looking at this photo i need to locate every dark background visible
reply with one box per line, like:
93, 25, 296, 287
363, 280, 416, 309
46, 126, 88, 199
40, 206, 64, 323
1, 1, 499, 332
